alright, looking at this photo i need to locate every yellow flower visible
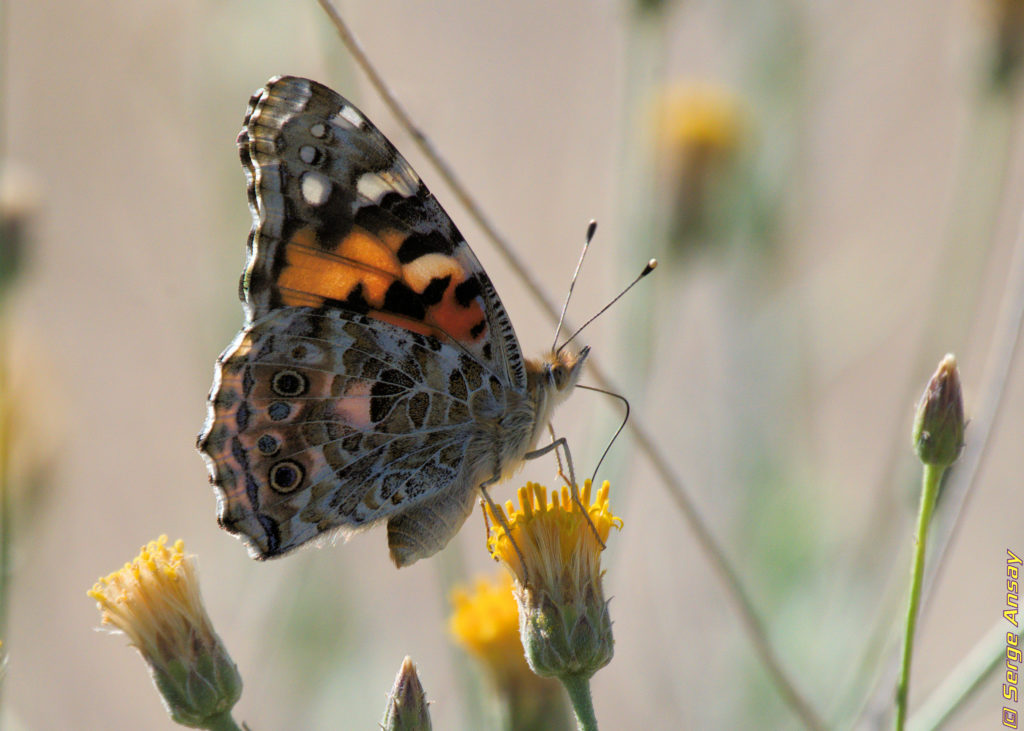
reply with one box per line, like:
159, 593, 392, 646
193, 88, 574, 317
651, 81, 748, 243
450, 573, 523, 679
88, 536, 242, 729
485, 480, 620, 681
654, 81, 745, 159
449, 573, 573, 730
486, 480, 621, 591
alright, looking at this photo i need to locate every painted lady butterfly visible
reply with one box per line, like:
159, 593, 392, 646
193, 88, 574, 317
198, 76, 587, 567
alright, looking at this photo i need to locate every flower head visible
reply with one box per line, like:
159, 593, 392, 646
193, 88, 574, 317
485, 480, 620, 681
381, 656, 432, 731
88, 536, 242, 728
654, 81, 745, 158
450, 573, 523, 680
651, 81, 748, 243
912, 354, 966, 468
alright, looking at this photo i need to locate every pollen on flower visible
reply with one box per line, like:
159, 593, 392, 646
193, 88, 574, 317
88, 536, 201, 651
485, 479, 622, 587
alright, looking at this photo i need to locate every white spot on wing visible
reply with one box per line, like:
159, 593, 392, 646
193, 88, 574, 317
403, 253, 460, 290
299, 145, 317, 164
301, 172, 331, 206
356, 169, 416, 203
309, 123, 327, 138
336, 105, 364, 128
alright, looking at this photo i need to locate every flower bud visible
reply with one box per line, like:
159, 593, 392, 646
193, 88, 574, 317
381, 656, 432, 731
912, 354, 965, 468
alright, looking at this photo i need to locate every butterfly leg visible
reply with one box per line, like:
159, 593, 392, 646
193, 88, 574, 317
478, 475, 534, 587
525, 437, 607, 550
546, 423, 573, 488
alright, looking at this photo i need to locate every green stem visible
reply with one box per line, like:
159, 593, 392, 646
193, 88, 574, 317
560, 674, 598, 731
202, 710, 244, 731
894, 463, 944, 729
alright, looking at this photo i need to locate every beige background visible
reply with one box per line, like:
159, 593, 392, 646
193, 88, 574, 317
3, 0, 1023, 728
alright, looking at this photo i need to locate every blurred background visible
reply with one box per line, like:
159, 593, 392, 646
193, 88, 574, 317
2, 0, 1024, 728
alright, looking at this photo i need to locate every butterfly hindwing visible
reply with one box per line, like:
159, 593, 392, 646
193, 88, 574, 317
202, 308, 500, 558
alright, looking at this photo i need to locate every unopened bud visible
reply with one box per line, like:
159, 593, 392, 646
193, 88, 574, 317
381, 656, 432, 731
912, 354, 965, 468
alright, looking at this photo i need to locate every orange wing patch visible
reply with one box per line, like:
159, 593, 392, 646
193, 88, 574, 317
424, 277, 487, 343
275, 224, 488, 346
278, 226, 402, 307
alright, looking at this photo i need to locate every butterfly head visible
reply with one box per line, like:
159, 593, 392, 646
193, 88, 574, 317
548, 344, 589, 394
529, 344, 589, 408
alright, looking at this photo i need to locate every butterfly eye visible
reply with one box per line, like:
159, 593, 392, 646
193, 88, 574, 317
268, 460, 304, 493
550, 364, 567, 389
271, 369, 308, 397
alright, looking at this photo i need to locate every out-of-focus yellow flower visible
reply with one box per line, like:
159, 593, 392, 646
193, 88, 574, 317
485, 481, 620, 681
651, 81, 748, 244
449, 573, 573, 731
88, 536, 242, 729
381, 656, 432, 731
654, 81, 745, 160
450, 573, 523, 680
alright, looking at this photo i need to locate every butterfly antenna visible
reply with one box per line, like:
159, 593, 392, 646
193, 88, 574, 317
557, 258, 658, 354
552, 220, 599, 352
576, 384, 631, 483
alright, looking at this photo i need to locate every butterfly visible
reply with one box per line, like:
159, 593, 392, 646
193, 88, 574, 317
197, 76, 588, 567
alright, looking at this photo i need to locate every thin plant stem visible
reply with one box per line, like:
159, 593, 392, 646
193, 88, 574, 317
845, 72, 1024, 730
203, 711, 244, 731
907, 621, 1024, 731
894, 463, 944, 730
314, 4, 825, 728
852, 172, 1024, 730
560, 674, 598, 731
